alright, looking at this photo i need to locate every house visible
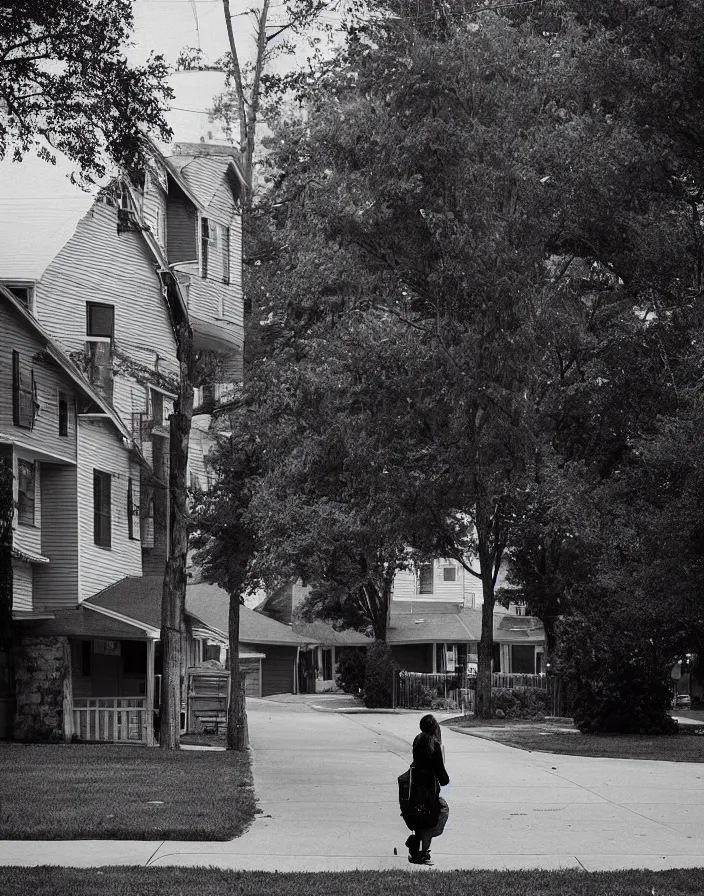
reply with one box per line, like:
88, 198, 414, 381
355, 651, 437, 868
0, 285, 145, 740
0, 140, 246, 742
386, 600, 546, 675
186, 582, 310, 698
255, 562, 546, 691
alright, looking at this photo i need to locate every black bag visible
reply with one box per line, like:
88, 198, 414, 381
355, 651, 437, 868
397, 764, 440, 832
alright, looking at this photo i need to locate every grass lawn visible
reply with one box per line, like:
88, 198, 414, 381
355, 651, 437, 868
2, 868, 704, 896
0, 744, 256, 840
445, 718, 704, 761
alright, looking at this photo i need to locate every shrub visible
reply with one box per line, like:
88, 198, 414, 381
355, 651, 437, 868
492, 687, 550, 720
363, 641, 397, 708
335, 648, 366, 695
557, 610, 677, 735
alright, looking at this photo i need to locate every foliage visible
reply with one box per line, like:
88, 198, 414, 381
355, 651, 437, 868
0, 0, 172, 178
491, 689, 550, 721
362, 642, 397, 708
334, 648, 366, 695
556, 602, 678, 735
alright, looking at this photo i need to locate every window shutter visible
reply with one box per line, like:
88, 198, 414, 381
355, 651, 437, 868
201, 216, 209, 278
222, 226, 231, 285
93, 470, 112, 548
13, 351, 36, 429
127, 477, 134, 539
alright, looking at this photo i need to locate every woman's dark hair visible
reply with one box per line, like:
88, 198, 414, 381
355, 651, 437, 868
419, 714, 438, 734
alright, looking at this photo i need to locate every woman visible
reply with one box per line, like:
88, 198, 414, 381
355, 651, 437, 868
406, 713, 450, 865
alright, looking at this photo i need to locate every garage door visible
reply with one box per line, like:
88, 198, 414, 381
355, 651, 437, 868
259, 645, 297, 696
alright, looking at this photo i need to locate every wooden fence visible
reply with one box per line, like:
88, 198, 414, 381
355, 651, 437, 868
395, 671, 571, 716
72, 697, 147, 743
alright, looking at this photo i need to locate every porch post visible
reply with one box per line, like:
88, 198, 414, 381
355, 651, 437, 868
145, 638, 156, 746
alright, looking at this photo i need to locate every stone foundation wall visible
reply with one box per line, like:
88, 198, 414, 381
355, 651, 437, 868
12, 636, 73, 742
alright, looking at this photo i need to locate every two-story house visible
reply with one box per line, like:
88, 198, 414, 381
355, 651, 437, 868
0, 141, 246, 743
0, 285, 146, 740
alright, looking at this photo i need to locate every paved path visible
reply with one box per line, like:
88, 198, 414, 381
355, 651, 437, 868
2, 697, 704, 871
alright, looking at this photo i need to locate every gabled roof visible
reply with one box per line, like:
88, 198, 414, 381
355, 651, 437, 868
187, 582, 308, 646
292, 622, 372, 647
387, 602, 546, 645
85, 576, 308, 647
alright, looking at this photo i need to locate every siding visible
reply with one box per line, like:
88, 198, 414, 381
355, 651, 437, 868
0, 301, 78, 464
34, 201, 179, 428
258, 645, 298, 697
11, 560, 33, 613
34, 464, 79, 608
141, 169, 168, 255
77, 417, 142, 601
392, 561, 478, 605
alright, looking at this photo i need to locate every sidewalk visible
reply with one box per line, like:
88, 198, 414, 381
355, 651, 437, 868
1, 700, 704, 871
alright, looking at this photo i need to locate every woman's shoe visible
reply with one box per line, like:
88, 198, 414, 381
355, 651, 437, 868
405, 834, 420, 854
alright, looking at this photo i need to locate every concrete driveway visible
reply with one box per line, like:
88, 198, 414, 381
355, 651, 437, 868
3, 696, 704, 871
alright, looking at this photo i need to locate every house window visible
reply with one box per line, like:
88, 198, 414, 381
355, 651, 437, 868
492, 643, 501, 672
12, 350, 37, 430
58, 392, 69, 437
93, 469, 112, 548
222, 226, 231, 286
150, 389, 164, 426
122, 640, 147, 675
17, 459, 36, 526
322, 648, 333, 680
443, 565, 457, 582
418, 562, 434, 595
86, 303, 115, 342
511, 645, 535, 675
3, 283, 34, 311
127, 477, 138, 540
200, 216, 210, 278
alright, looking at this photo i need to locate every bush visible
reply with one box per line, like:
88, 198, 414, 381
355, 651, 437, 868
335, 648, 366, 695
363, 642, 397, 708
557, 608, 678, 735
492, 687, 550, 720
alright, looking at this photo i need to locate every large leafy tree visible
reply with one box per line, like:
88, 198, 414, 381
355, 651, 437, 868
0, 0, 172, 178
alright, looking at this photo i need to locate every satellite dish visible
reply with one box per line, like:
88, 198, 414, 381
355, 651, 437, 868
671, 662, 682, 680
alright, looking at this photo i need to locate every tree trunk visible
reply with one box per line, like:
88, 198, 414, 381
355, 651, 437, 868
160, 317, 194, 750
475, 572, 495, 719
227, 592, 248, 750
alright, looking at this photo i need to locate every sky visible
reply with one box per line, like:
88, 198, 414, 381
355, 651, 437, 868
130, 0, 345, 145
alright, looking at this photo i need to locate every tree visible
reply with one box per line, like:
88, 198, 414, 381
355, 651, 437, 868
192, 417, 261, 751
0, 0, 172, 179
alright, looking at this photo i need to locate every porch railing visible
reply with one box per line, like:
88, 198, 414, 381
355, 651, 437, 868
72, 697, 147, 743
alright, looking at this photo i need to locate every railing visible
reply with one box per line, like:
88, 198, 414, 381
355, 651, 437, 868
396, 671, 551, 710
72, 697, 147, 743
